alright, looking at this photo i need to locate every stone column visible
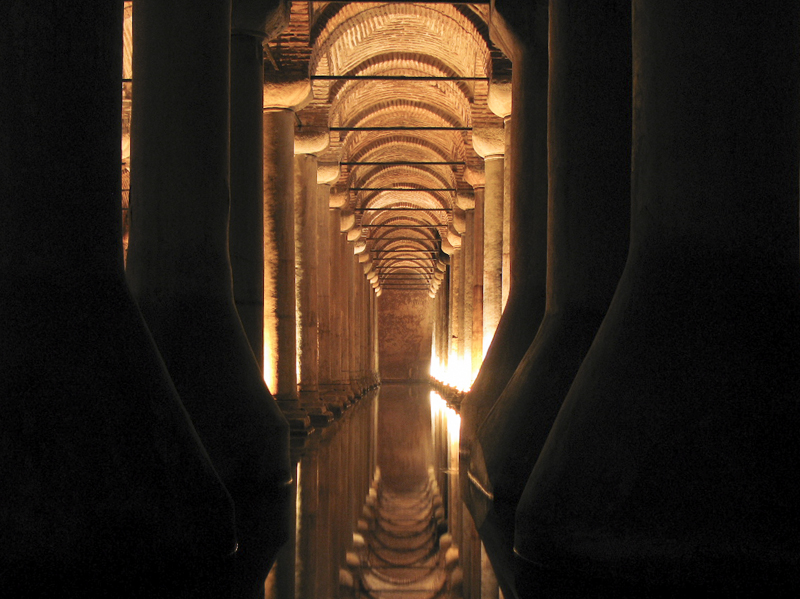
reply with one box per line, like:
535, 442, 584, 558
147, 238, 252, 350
457, 192, 476, 386
263, 76, 313, 433
317, 164, 347, 416
329, 204, 352, 407
516, 2, 800, 596
0, 3, 237, 596
489, 79, 513, 312
469, 1, 632, 594
449, 248, 462, 380
334, 208, 357, 402
294, 129, 334, 427
229, 0, 288, 369
473, 128, 505, 357
460, 1, 549, 516
127, 1, 294, 597
467, 174, 486, 381
347, 250, 361, 397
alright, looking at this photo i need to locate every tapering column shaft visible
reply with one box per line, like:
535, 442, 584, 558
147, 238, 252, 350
471, 188, 485, 379
470, 1, 631, 594
463, 209, 474, 381
263, 109, 298, 404
501, 117, 511, 311
516, 1, 800, 595
295, 153, 320, 401
482, 156, 504, 356
330, 211, 346, 394
449, 250, 462, 371
461, 0, 549, 555
317, 189, 333, 389
0, 3, 237, 595
230, 32, 265, 369
128, 0, 293, 596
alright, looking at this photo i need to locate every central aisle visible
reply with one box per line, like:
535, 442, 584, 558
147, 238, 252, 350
341, 383, 463, 599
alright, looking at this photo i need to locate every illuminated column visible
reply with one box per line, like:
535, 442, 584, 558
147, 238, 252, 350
489, 80, 513, 311
357, 265, 369, 392
127, 0, 294, 597
335, 206, 357, 402
329, 198, 352, 406
348, 251, 362, 396
0, 3, 236, 596
473, 129, 505, 357
317, 164, 347, 415
449, 249, 462, 380
371, 284, 381, 385
457, 192, 476, 386
470, 0, 631, 592
263, 76, 313, 432
516, 2, 800, 596
294, 129, 334, 427
465, 168, 486, 380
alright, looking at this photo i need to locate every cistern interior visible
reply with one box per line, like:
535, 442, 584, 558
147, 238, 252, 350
3, 1, 800, 598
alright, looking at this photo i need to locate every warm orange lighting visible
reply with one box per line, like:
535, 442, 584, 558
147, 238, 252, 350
263, 326, 278, 391
430, 345, 474, 393
430, 390, 462, 445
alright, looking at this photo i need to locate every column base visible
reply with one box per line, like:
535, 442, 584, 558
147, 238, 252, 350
321, 393, 348, 418
276, 402, 314, 436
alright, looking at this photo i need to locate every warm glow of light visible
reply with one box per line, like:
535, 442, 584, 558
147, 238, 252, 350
263, 334, 278, 391
430, 345, 474, 393
430, 390, 462, 443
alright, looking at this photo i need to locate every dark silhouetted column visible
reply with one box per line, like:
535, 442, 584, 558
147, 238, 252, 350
516, 2, 800, 596
126, 1, 292, 597
469, 1, 631, 594
229, 1, 289, 370
460, 0, 549, 525
0, 2, 237, 597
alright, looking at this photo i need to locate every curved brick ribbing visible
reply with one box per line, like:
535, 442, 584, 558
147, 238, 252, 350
332, 84, 471, 130
126, 2, 291, 597
311, 3, 488, 80
0, 2, 237, 596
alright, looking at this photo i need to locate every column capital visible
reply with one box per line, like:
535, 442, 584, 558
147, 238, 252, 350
317, 161, 341, 185
339, 207, 357, 233
463, 165, 486, 189
329, 189, 348, 208
452, 207, 467, 235
488, 78, 513, 119
263, 75, 313, 111
456, 190, 476, 210
294, 127, 330, 156
472, 126, 505, 159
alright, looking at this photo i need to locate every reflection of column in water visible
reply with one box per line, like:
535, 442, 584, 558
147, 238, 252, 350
377, 384, 434, 492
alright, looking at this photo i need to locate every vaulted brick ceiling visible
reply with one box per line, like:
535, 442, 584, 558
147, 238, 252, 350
269, 1, 510, 296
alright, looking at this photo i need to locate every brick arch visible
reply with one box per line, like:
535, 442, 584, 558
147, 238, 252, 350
335, 92, 470, 130
348, 136, 464, 165
310, 3, 490, 80
323, 52, 477, 103
351, 165, 455, 194
341, 131, 467, 172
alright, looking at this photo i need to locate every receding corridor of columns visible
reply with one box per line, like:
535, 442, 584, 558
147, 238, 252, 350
5, 2, 800, 598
